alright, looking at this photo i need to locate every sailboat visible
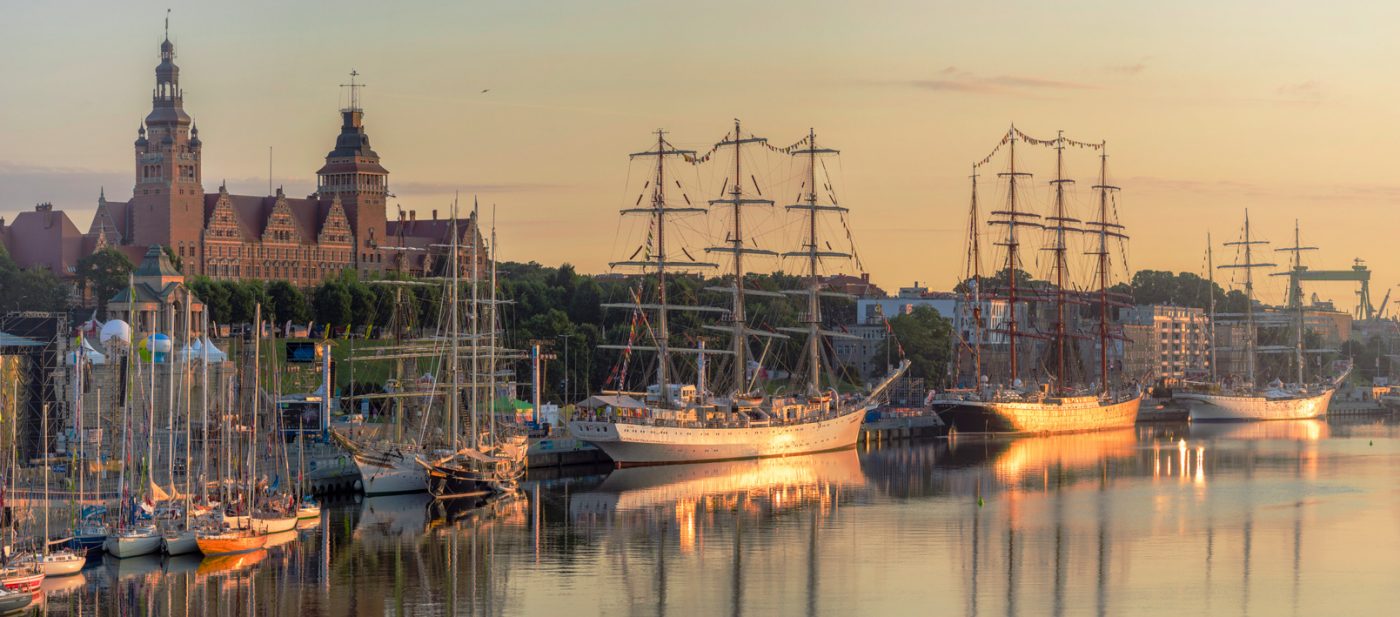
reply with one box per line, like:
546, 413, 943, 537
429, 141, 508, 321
569, 126, 908, 465
1173, 214, 1346, 420
1, 376, 46, 589
196, 304, 269, 556
18, 389, 85, 575
418, 200, 527, 498
106, 275, 164, 558
162, 292, 198, 555
932, 127, 1142, 434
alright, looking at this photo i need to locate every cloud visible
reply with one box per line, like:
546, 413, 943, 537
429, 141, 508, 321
1127, 175, 1400, 203
1274, 80, 1324, 106
1105, 62, 1148, 76
908, 66, 1094, 97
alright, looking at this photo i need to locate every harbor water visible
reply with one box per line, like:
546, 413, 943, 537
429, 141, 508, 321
31, 416, 1400, 616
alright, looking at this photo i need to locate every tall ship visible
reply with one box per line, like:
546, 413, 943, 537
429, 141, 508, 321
569, 125, 907, 466
932, 127, 1142, 434
1173, 214, 1347, 421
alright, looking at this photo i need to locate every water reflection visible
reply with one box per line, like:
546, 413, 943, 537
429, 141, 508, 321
33, 418, 1400, 616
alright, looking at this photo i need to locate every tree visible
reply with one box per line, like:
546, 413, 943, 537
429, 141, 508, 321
0, 245, 70, 313
266, 280, 311, 325
313, 280, 352, 327
876, 306, 953, 385
75, 248, 135, 315
161, 245, 183, 273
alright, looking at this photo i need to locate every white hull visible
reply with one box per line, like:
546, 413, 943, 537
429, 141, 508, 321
296, 506, 321, 520
252, 516, 298, 535
569, 406, 869, 465
30, 552, 85, 577
1175, 388, 1334, 422
103, 532, 162, 559
353, 455, 427, 496
163, 531, 199, 555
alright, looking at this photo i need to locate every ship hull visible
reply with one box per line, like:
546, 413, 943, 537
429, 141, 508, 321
1174, 388, 1334, 422
195, 533, 268, 556
353, 454, 426, 496
933, 395, 1142, 435
568, 406, 870, 466
103, 532, 162, 559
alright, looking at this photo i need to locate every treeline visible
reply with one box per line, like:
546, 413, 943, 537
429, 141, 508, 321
0, 245, 69, 313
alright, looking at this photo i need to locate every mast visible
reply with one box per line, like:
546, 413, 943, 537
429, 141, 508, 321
1093, 150, 1113, 396
249, 303, 261, 519
200, 307, 209, 505
990, 127, 1037, 384
968, 164, 983, 386
488, 205, 498, 446
470, 197, 480, 450
1275, 220, 1316, 384
1207, 233, 1217, 382
706, 120, 775, 398
1046, 131, 1079, 394
1220, 210, 1274, 385
781, 129, 846, 394
611, 130, 706, 406
449, 196, 460, 445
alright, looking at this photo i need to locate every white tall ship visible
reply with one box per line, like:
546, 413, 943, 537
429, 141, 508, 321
1174, 214, 1346, 421
570, 125, 907, 466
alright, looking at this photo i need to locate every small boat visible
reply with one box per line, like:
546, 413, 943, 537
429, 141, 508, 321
251, 514, 297, 535
102, 527, 162, 559
296, 501, 321, 520
0, 566, 45, 592
0, 588, 33, 613
194, 530, 268, 557
67, 524, 107, 557
21, 548, 86, 577
162, 530, 199, 556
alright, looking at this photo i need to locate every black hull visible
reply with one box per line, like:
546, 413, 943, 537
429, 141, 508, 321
935, 402, 1021, 433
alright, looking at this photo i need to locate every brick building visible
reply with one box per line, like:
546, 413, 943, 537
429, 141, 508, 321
7, 32, 488, 287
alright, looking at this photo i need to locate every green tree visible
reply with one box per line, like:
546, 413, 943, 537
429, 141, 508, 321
266, 280, 311, 325
313, 280, 352, 327
0, 245, 70, 313
875, 306, 953, 385
161, 245, 183, 273
75, 247, 134, 315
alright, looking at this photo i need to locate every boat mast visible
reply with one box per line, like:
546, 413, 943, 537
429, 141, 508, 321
1207, 233, 1217, 382
249, 303, 261, 519
1220, 210, 1274, 385
488, 205, 497, 445
1276, 219, 1316, 384
708, 120, 774, 398
1047, 131, 1078, 394
968, 164, 983, 386
470, 197, 480, 450
1090, 149, 1118, 396
449, 196, 460, 445
992, 127, 1035, 384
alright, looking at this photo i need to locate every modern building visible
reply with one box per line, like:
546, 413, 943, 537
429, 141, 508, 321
8, 30, 488, 287
1119, 304, 1211, 384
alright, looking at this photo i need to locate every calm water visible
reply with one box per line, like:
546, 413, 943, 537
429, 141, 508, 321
33, 417, 1400, 616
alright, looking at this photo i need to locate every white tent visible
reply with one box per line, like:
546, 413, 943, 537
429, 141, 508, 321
66, 338, 107, 365
199, 337, 229, 362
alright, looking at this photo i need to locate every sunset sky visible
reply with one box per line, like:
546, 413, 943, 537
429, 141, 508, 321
3, 1, 1397, 313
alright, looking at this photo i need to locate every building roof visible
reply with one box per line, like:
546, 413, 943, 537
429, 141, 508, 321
133, 245, 181, 278
2, 204, 86, 276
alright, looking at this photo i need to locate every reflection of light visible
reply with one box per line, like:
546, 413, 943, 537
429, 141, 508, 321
1193, 446, 1205, 485
676, 500, 696, 553
1178, 439, 1188, 479
1153, 442, 1160, 478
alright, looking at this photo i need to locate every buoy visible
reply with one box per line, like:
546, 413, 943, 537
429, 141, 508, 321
977, 497, 984, 508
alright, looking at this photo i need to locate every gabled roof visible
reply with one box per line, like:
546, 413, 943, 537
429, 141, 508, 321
203, 191, 333, 243
133, 245, 180, 278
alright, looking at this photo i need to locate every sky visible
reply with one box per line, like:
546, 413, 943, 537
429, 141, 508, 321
2, 0, 1398, 314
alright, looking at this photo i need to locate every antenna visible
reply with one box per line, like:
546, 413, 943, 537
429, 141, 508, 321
165, 8, 170, 40
341, 69, 364, 112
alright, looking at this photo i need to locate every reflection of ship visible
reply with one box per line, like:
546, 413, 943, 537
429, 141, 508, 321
1174, 216, 1345, 422
934, 127, 1140, 434
1187, 419, 1328, 441
570, 127, 907, 466
571, 449, 866, 517
353, 493, 433, 542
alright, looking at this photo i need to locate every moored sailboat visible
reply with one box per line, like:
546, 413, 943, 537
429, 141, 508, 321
933, 127, 1141, 434
569, 125, 907, 465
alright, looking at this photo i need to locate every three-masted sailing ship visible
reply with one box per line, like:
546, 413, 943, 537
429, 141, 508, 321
1173, 213, 1347, 420
933, 127, 1141, 434
568, 124, 908, 466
